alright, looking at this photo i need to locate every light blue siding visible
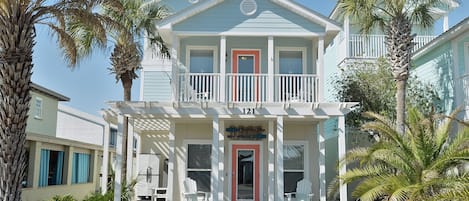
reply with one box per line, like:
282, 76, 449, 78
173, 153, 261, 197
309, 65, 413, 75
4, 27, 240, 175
143, 71, 172, 101
412, 43, 455, 114
161, 0, 191, 13
173, 0, 324, 34
179, 36, 315, 74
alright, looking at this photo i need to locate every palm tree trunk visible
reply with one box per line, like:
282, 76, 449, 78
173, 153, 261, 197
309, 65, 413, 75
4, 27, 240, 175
386, 15, 413, 134
0, 6, 35, 200
121, 73, 132, 182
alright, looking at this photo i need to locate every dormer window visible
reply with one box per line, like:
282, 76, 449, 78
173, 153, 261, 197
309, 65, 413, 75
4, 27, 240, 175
34, 97, 43, 119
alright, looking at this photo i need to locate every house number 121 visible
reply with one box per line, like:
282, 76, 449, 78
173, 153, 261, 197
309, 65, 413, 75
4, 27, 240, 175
243, 108, 255, 114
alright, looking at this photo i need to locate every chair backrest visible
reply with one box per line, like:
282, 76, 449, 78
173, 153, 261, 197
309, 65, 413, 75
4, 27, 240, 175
184, 177, 198, 194
296, 179, 312, 194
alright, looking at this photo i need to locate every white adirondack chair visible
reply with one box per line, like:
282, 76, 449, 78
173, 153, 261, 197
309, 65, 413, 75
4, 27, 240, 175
284, 179, 314, 201
182, 177, 210, 201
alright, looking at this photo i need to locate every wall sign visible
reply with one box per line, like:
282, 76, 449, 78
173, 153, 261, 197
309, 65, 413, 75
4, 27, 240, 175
226, 126, 266, 140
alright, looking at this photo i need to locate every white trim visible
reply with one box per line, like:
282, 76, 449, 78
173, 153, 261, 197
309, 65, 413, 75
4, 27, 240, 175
275, 116, 284, 201
113, 115, 124, 201
228, 141, 264, 201
101, 123, 110, 194
167, 121, 175, 201
267, 120, 275, 201
183, 139, 213, 179
34, 97, 43, 119
268, 37, 275, 102
464, 43, 469, 73
220, 36, 227, 102
185, 45, 219, 73
338, 116, 347, 201
275, 47, 307, 74
175, 31, 325, 37
211, 116, 219, 201
318, 121, 326, 201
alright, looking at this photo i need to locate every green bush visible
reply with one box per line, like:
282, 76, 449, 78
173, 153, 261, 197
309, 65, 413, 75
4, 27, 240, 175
49, 195, 77, 201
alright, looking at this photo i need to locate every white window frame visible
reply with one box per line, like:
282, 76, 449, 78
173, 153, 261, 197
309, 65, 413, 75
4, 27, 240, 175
183, 140, 212, 191
186, 46, 219, 73
464, 42, 469, 75
34, 97, 43, 119
283, 141, 309, 187
275, 47, 307, 74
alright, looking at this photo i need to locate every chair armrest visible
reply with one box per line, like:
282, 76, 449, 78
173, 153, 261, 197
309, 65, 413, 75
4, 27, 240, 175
284, 192, 296, 200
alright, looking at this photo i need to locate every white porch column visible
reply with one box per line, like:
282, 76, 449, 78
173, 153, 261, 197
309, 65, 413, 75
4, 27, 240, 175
317, 37, 325, 102
276, 116, 284, 201
443, 14, 449, 32
268, 120, 275, 201
114, 115, 124, 201
171, 35, 180, 102
167, 120, 176, 201
218, 119, 225, 200
268, 36, 274, 102
318, 122, 326, 201
220, 36, 226, 102
344, 15, 350, 58
126, 119, 134, 182
338, 116, 347, 201
102, 123, 110, 194
211, 116, 220, 201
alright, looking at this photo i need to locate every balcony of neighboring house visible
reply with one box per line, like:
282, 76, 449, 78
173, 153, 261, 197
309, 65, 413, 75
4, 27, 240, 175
348, 34, 436, 59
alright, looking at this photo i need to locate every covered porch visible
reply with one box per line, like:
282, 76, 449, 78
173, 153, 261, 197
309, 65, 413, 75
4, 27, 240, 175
102, 101, 356, 201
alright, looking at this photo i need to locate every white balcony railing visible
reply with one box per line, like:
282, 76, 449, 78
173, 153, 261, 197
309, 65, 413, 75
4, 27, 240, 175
226, 73, 268, 103
274, 74, 319, 103
178, 73, 319, 103
179, 73, 220, 102
349, 34, 435, 58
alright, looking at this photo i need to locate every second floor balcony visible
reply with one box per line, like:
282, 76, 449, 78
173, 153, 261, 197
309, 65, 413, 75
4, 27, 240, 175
178, 73, 319, 103
348, 34, 436, 59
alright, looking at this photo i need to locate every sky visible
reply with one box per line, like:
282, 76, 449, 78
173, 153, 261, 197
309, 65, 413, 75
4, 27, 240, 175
31, 0, 469, 117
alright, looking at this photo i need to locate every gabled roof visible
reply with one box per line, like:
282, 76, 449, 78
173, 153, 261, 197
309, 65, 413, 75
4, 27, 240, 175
157, 0, 341, 36
31, 83, 70, 101
413, 17, 469, 60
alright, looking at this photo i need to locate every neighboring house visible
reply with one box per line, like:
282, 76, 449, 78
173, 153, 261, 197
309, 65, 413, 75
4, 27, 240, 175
21, 84, 108, 201
104, 1, 357, 201
321, 2, 459, 199
412, 17, 469, 121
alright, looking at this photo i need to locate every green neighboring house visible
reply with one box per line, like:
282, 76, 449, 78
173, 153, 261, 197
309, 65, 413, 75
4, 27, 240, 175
412, 17, 469, 121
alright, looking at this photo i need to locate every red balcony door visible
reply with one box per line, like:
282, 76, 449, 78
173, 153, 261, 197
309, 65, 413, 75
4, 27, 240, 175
232, 50, 260, 102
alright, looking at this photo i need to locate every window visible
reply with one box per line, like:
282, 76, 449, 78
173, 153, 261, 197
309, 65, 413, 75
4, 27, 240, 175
39, 149, 64, 187
283, 143, 306, 193
189, 49, 215, 73
109, 128, 117, 147
34, 97, 43, 119
276, 48, 307, 101
279, 51, 304, 74
72, 153, 91, 184
186, 143, 212, 192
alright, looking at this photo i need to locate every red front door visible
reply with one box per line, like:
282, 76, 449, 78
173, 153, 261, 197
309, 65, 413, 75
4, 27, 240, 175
231, 144, 260, 201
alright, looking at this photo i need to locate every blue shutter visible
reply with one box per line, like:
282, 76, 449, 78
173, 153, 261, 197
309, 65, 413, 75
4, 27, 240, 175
39, 149, 50, 187
72, 153, 78, 183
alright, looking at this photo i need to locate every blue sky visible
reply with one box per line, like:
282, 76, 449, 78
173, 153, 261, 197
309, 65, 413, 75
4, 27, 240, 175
31, 0, 468, 116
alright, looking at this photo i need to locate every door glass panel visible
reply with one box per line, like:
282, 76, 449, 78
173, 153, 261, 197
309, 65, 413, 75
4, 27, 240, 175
237, 150, 254, 200
238, 56, 254, 73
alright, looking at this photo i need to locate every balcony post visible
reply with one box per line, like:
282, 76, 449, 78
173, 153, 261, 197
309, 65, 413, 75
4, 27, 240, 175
344, 15, 350, 58
338, 115, 348, 201
220, 36, 226, 102
171, 35, 180, 103
317, 36, 325, 102
268, 36, 274, 102
101, 122, 110, 194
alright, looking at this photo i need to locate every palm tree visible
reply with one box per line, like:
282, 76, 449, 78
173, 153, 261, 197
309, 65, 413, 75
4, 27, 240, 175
72, 0, 169, 182
337, 0, 459, 134
0, 1, 109, 200
329, 108, 469, 201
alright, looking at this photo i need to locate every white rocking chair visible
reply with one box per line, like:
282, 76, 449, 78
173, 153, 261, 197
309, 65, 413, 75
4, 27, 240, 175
182, 177, 210, 201
284, 179, 314, 201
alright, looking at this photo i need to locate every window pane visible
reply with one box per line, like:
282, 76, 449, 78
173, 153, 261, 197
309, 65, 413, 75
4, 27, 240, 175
284, 172, 304, 193
190, 50, 214, 73
187, 144, 211, 169
110, 128, 117, 146
284, 145, 304, 170
279, 51, 302, 74
187, 171, 211, 192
